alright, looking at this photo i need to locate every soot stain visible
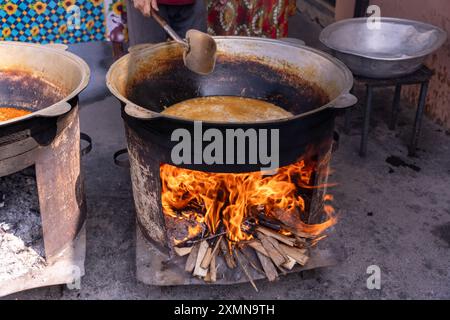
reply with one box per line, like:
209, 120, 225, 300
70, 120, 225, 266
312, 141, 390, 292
386, 155, 421, 172
432, 222, 450, 247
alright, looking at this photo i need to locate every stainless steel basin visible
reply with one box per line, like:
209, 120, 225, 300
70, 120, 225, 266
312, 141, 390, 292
320, 17, 447, 78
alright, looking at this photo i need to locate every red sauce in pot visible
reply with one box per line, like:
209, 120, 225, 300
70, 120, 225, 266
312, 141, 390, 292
0, 107, 32, 122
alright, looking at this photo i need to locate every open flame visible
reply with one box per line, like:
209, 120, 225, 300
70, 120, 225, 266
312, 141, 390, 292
161, 159, 336, 245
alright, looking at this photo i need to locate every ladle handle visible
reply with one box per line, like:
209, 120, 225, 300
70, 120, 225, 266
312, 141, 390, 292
151, 11, 187, 46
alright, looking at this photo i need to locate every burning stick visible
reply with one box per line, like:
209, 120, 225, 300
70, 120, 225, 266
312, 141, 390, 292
219, 237, 236, 269
256, 226, 295, 247
201, 235, 223, 269
234, 249, 258, 292
185, 243, 200, 273
175, 231, 226, 247
193, 241, 209, 278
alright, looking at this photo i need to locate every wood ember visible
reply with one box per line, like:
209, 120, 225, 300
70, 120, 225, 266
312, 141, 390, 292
171, 199, 328, 286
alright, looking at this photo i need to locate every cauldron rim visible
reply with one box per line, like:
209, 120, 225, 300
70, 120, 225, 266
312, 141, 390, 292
0, 41, 90, 127
107, 36, 355, 126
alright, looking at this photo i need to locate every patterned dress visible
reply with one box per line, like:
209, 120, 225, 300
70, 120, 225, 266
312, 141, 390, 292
207, 0, 296, 38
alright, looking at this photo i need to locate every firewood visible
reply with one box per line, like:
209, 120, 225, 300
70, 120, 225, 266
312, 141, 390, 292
235, 249, 258, 292
247, 240, 269, 256
174, 246, 193, 257
295, 236, 308, 248
282, 224, 316, 240
279, 243, 309, 266
256, 226, 295, 246
201, 247, 213, 269
255, 251, 278, 281
238, 244, 266, 276
193, 241, 209, 278
264, 235, 290, 263
219, 237, 236, 269
185, 243, 200, 273
282, 256, 296, 270
257, 233, 287, 267
201, 235, 222, 269
210, 254, 217, 282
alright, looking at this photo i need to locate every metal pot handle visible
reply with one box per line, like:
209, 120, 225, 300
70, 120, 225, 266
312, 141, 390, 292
34, 101, 72, 118
331, 93, 358, 109
124, 103, 160, 121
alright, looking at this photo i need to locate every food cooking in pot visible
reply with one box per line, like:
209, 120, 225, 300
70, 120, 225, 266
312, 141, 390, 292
161, 96, 292, 122
0, 107, 32, 122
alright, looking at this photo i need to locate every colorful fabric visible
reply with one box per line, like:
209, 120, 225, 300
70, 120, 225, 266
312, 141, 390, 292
0, 0, 295, 44
104, 0, 127, 42
207, 0, 296, 38
0, 0, 106, 43
158, 0, 195, 5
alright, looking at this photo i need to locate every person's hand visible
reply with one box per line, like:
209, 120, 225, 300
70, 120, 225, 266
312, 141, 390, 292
132, 0, 158, 17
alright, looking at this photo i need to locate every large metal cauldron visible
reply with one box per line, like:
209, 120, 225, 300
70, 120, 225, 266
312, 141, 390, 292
107, 37, 356, 172
107, 37, 356, 247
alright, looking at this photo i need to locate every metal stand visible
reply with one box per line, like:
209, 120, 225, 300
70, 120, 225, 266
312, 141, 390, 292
344, 66, 434, 157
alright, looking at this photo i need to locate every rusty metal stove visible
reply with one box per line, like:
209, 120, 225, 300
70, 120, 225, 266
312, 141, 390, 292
0, 42, 90, 296
108, 37, 355, 286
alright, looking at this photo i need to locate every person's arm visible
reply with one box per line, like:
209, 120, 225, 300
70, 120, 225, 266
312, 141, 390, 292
132, 0, 159, 16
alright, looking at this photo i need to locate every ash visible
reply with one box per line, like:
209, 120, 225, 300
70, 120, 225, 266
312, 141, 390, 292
0, 168, 46, 282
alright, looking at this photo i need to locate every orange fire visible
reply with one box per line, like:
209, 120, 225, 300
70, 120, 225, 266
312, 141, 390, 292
160, 159, 336, 244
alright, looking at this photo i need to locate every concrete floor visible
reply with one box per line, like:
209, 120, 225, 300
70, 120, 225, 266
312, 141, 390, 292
4, 12, 450, 299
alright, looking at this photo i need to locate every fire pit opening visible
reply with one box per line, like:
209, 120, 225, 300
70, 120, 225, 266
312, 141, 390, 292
160, 151, 336, 284
0, 167, 46, 283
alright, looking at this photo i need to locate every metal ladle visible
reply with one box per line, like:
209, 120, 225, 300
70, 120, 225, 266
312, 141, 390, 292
152, 11, 217, 75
